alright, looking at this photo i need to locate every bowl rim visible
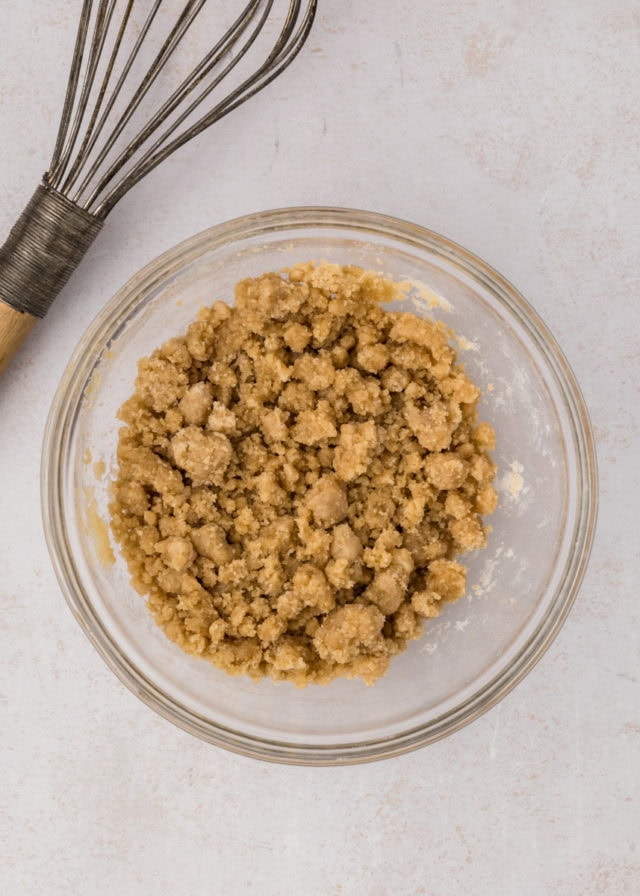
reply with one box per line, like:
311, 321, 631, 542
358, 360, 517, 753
41, 205, 599, 765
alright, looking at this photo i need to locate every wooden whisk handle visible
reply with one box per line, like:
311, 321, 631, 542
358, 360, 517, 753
0, 182, 103, 377
0, 301, 36, 375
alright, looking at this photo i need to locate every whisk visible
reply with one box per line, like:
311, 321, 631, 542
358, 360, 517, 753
0, 0, 317, 376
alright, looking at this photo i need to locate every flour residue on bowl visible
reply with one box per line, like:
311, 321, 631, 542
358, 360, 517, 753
84, 485, 115, 567
469, 544, 504, 599
497, 461, 525, 501
84, 369, 102, 408
456, 335, 480, 352
398, 277, 454, 315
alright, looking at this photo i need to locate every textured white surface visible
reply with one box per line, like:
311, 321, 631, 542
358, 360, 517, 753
1, 1, 639, 893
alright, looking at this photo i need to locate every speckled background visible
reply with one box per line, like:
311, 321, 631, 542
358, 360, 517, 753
1, 1, 638, 893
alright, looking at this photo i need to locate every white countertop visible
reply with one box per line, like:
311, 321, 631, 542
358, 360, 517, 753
1, 2, 638, 893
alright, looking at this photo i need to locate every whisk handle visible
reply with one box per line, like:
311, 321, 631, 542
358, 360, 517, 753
0, 183, 103, 376
0, 301, 36, 376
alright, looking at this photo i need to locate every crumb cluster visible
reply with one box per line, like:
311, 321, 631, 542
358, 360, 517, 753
110, 263, 496, 685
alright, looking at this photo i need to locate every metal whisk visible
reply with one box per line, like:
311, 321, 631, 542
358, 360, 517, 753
0, 0, 317, 375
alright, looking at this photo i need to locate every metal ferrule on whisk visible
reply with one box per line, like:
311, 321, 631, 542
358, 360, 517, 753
0, 184, 103, 318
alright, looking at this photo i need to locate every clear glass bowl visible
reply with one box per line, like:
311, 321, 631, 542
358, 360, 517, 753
42, 207, 597, 765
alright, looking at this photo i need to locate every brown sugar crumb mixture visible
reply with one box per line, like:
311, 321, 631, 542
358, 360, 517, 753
110, 263, 497, 686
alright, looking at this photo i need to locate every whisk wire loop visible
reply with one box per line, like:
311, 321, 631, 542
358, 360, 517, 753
45, 0, 316, 217
80, 0, 271, 211
59, 0, 137, 197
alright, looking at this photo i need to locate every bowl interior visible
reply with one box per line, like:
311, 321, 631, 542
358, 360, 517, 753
45, 212, 593, 762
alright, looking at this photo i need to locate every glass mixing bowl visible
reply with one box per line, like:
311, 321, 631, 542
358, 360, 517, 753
42, 207, 597, 765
